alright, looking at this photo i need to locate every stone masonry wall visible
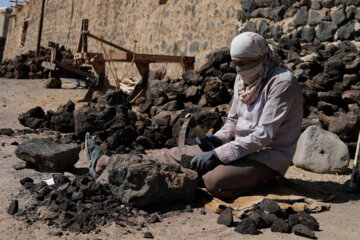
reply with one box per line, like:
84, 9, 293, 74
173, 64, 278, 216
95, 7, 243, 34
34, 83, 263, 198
3, 0, 360, 80
237, 0, 360, 45
3, 0, 240, 79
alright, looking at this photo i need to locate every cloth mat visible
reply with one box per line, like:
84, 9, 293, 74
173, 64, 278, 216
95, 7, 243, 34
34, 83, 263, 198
203, 177, 335, 218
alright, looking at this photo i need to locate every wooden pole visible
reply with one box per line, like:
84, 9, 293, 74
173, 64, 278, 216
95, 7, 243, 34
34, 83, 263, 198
35, 0, 46, 59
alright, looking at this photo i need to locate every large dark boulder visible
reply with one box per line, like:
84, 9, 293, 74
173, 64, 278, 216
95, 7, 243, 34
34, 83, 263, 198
97, 154, 198, 208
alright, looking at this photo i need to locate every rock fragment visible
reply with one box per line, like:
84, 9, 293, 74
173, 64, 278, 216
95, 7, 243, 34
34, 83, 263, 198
271, 219, 291, 233
217, 208, 233, 227
143, 232, 154, 239
7, 200, 19, 215
259, 198, 281, 214
235, 217, 258, 235
292, 224, 317, 239
0, 128, 14, 136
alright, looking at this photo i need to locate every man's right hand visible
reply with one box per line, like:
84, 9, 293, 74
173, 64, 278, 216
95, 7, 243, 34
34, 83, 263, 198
195, 134, 222, 151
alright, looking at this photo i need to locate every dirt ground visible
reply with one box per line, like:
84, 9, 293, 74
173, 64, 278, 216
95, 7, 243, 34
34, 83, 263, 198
0, 78, 359, 240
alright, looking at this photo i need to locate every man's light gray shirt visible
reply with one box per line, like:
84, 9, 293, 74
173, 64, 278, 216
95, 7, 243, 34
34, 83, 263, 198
214, 66, 303, 175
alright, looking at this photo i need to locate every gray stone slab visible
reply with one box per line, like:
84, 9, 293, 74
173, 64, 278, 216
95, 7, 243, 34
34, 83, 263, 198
15, 138, 80, 172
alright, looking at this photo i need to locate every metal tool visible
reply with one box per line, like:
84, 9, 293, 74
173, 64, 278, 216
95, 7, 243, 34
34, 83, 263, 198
349, 131, 360, 190
73, 19, 195, 102
178, 113, 212, 149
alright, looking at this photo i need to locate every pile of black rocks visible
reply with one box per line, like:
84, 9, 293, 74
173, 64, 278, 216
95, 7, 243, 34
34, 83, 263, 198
0, 46, 73, 79
17, 48, 235, 154
276, 40, 359, 155
217, 198, 320, 239
17, 43, 359, 157
9, 174, 168, 234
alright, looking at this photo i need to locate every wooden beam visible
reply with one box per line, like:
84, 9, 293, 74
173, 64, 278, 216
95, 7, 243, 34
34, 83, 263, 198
87, 33, 132, 54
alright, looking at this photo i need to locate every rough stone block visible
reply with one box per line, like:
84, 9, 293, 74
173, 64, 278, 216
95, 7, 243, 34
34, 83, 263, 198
295, 6, 308, 28
97, 154, 198, 208
292, 125, 350, 173
311, 0, 322, 10
331, 5, 347, 26
336, 20, 355, 40
292, 224, 317, 239
271, 219, 291, 233
15, 138, 80, 172
308, 11, 323, 26
315, 22, 337, 41
235, 217, 258, 235
328, 112, 360, 142
217, 207, 233, 227
342, 90, 360, 104
7, 200, 19, 215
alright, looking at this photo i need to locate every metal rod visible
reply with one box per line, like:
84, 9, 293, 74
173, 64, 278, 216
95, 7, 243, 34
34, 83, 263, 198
35, 0, 46, 59
349, 131, 360, 189
87, 33, 132, 54
82, 19, 88, 53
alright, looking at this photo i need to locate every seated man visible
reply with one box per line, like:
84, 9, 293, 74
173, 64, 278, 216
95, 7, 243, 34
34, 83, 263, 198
86, 32, 303, 199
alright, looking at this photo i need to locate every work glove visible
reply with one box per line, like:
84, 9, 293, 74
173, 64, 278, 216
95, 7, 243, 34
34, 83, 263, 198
190, 151, 220, 176
195, 134, 222, 152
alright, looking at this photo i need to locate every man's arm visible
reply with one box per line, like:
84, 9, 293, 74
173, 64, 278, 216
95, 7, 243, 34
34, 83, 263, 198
213, 75, 241, 143
214, 77, 298, 163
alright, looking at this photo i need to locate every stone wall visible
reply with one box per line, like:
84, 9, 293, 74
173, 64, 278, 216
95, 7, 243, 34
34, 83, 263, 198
0, 7, 11, 61
3, 0, 360, 80
237, 0, 360, 45
3, 0, 240, 79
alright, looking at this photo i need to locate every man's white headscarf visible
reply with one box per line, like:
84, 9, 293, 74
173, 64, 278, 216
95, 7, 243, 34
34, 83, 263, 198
230, 32, 280, 104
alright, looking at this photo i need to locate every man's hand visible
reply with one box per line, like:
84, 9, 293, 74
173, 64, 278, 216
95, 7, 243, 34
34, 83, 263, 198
195, 134, 222, 151
190, 151, 220, 175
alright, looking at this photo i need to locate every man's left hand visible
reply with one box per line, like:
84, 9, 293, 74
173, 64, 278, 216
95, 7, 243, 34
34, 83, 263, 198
190, 151, 220, 175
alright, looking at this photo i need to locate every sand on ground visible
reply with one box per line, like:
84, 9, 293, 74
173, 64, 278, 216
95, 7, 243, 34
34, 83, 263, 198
0, 78, 359, 240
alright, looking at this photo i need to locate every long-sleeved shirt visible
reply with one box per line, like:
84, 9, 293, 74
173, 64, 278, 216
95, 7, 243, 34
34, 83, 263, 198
214, 66, 303, 176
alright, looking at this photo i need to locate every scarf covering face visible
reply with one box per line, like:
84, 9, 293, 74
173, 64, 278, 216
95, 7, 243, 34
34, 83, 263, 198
230, 32, 280, 104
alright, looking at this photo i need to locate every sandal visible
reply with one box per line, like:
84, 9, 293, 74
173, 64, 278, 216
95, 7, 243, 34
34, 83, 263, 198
85, 132, 104, 178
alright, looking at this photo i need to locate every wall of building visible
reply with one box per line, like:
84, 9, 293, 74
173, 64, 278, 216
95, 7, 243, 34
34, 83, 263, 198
0, 7, 11, 61
3, 0, 240, 79
3, 0, 360, 80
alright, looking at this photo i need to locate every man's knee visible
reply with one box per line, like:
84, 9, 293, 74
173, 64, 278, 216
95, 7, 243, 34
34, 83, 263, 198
202, 170, 225, 196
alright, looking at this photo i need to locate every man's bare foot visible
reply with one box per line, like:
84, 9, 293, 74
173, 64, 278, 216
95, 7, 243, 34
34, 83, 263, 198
85, 132, 106, 178
95, 155, 110, 175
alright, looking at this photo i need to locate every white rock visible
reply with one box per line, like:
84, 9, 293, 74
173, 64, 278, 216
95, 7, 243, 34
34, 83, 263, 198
292, 125, 350, 173
300, 53, 319, 62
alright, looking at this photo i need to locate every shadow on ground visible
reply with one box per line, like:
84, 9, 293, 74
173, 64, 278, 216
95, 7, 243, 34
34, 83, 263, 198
287, 178, 360, 204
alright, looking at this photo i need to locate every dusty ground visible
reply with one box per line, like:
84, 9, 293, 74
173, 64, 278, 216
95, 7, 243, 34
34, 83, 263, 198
0, 78, 359, 240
